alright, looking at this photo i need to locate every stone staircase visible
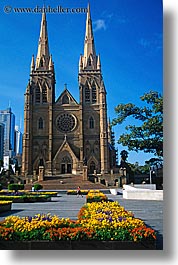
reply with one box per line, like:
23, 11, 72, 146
25, 174, 111, 190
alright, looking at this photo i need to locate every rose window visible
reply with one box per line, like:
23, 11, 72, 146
56, 113, 77, 132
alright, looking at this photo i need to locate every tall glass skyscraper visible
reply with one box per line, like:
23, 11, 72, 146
15, 125, 22, 155
0, 123, 4, 160
0, 107, 15, 158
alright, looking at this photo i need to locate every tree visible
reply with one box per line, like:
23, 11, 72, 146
119, 150, 131, 176
145, 157, 163, 167
112, 91, 163, 157
120, 150, 129, 162
127, 162, 150, 175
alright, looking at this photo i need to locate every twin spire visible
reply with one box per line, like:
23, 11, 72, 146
31, 4, 101, 73
80, 3, 101, 71
84, 3, 96, 64
31, 12, 53, 72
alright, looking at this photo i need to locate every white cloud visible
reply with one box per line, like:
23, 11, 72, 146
139, 38, 151, 48
117, 16, 129, 24
93, 19, 106, 32
138, 34, 163, 51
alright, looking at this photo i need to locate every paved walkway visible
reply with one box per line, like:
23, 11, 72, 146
0, 191, 163, 249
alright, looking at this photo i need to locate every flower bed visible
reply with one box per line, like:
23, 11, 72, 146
0, 189, 56, 203
0, 201, 13, 205
0, 201, 12, 213
0, 195, 51, 203
78, 201, 156, 242
67, 190, 88, 195
0, 201, 156, 246
0, 190, 58, 197
86, 190, 108, 203
29, 192, 58, 197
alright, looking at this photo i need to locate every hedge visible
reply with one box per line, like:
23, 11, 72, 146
8, 184, 24, 191
34, 184, 43, 191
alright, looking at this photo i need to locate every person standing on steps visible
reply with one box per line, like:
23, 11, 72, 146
77, 186, 83, 197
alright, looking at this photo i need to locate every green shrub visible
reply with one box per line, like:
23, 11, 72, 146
34, 183, 43, 191
8, 183, 24, 191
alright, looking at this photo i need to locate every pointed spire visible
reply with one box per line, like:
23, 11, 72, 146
79, 54, 83, 72
83, 3, 96, 68
30, 55, 35, 72
87, 2, 91, 21
35, 12, 50, 70
49, 54, 53, 70
97, 54, 101, 70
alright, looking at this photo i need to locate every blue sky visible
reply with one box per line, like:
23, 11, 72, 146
0, 0, 163, 165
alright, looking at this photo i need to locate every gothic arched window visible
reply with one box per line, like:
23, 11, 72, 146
88, 57, 92, 66
42, 85, 47, 103
89, 117, 94, 129
85, 84, 90, 103
40, 58, 43, 67
39, 159, 44, 166
92, 84, 97, 103
62, 94, 69, 104
35, 87, 41, 103
38, 117, 44, 129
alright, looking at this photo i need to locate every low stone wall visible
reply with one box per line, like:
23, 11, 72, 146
0, 203, 12, 213
0, 240, 156, 250
134, 184, 156, 190
110, 189, 119, 195
123, 185, 163, 201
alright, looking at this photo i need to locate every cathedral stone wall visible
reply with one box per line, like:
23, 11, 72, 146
22, 5, 117, 176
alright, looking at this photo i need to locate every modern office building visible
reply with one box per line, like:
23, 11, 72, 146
14, 125, 22, 155
0, 123, 4, 160
0, 107, 15, 158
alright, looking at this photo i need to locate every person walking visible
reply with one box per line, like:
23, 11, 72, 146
77, 186, 83, 197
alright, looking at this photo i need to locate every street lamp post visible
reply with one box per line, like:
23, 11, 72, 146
120, 167, 127, 186
149, 168, 152, 184
149, 167, 155, 185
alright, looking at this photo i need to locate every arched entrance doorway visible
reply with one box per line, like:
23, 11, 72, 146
89, 161, 96, 174
61, 155, 72, 174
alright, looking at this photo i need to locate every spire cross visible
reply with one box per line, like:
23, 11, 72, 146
43, 0, 46, 9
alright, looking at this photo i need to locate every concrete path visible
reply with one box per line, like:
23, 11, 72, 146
0, 191, 163, 249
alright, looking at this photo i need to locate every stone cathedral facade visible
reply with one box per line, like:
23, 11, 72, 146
22, 5, 117, 176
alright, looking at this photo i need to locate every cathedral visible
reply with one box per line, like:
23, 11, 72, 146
22, 4, 117, 176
